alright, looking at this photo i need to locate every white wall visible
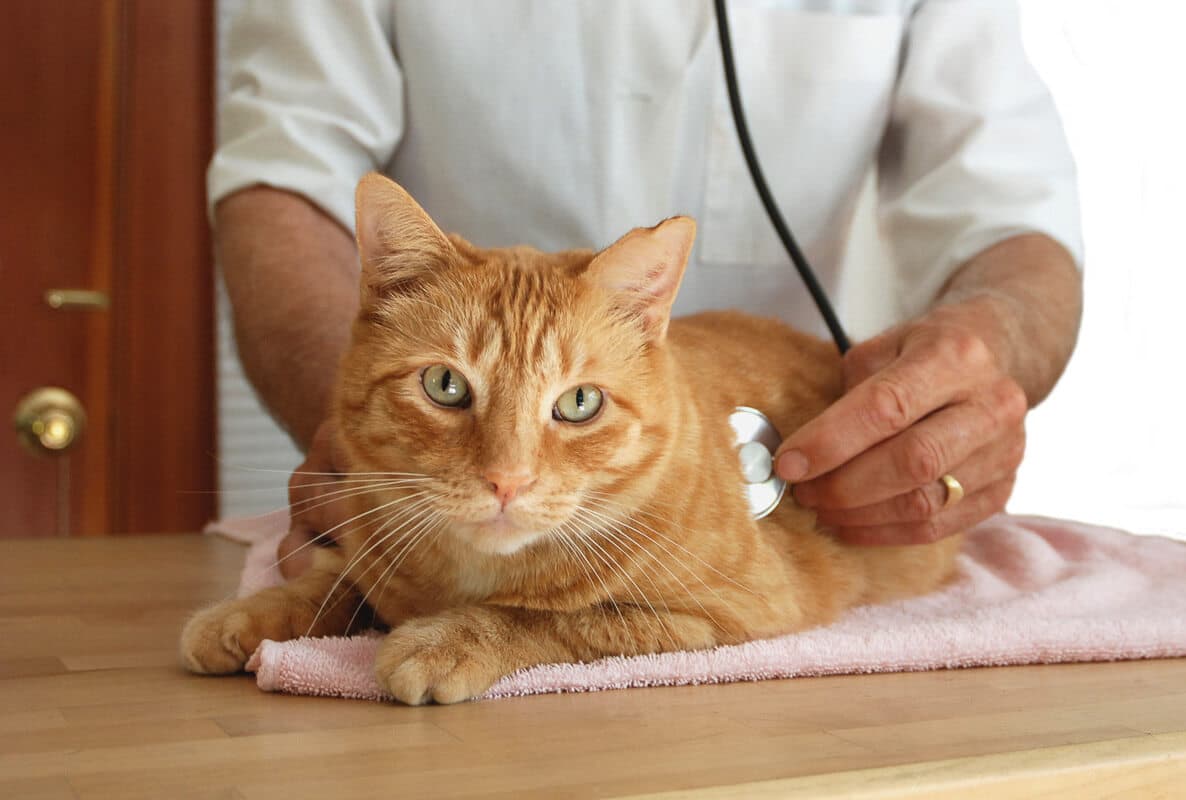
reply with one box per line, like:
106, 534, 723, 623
216, 0, 1186, 537
215, 280, 301, 518
1008, 0, 1186, 537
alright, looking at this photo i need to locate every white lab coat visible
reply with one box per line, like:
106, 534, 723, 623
210, 0, 1082, 333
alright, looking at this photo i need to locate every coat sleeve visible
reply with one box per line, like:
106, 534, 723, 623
877, 0, 1083, 316
207, 0, 403, 231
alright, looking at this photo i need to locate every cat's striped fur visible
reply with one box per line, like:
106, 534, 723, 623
181, 174, 960, 704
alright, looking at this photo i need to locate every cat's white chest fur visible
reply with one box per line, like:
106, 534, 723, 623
450, 558, 501, 601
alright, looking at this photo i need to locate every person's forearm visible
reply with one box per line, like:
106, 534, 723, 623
214, 187, 360, 450
931, 233, 1083, 407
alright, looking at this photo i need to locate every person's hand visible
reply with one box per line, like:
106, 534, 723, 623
279, 418, 351, 578
774, 304, 1028, 545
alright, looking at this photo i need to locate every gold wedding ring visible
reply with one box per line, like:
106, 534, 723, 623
940, 474, 965, 509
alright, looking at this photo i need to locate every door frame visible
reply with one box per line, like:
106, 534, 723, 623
103, 0, 216, 534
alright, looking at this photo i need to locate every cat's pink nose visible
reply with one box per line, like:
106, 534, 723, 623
485, 468, 537, 509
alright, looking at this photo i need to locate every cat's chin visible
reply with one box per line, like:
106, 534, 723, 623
456, 517, 547, 556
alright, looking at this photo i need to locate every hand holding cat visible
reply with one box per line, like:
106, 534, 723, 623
278, 419, 349, 579
774, 303, 1029, 546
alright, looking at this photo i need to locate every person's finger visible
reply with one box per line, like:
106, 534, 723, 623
793, 378, 1026, 510
775, 354, 969, 484
827, 476, 1015, 546
278, 528, 317, 579
811, 431, 1024, 528
775, 328, 999, 483
280, 421, 346, 579
287, 436, 339, 504
280, 478, 349, 578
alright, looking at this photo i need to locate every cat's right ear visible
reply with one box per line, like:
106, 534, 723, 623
584, 216, 696, 343
355, 173, 455, 301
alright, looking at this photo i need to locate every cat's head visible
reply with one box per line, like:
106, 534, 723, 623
334, 174, 696, 557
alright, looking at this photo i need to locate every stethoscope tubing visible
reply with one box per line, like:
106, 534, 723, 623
713, 0, 852, 355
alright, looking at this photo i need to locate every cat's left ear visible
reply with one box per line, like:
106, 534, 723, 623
355, 173, 456, 301
584, 216, 696, 342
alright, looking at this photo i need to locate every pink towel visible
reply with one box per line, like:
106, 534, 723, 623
204, 514, 1186, 702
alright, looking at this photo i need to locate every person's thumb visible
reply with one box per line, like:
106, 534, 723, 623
278, 527, 317, 579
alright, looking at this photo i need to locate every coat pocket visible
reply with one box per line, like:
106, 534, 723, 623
699, 5, 904, 268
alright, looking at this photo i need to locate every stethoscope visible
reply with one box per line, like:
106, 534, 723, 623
713, 1, 852, 519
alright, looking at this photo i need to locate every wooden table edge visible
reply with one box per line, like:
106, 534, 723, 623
618, 730, 1186, 799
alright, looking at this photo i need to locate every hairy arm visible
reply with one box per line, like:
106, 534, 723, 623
785, 0, 1087, 546
216, 187, 365, 577
776, 232, 1083, 545
933, 233, 1082, 406
215, 186, 360, 450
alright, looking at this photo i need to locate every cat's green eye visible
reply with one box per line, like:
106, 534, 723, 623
553, 384, 603, 423
421, 365, 471, 408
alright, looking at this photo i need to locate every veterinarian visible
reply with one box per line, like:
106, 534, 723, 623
210, 1, 1083, 577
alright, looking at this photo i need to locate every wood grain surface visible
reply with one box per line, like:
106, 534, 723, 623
1, 536, 1183, 799
108, 0, 216, 535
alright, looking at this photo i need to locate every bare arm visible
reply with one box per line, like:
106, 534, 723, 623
215, 186, 360, 450
933, 233, 1082, 407
795, 0, 1086, 546
216, 186, 365, 577
776, 233, 1083, 545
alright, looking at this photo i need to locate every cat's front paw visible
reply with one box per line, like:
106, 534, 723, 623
376, 610, 514, 705
180, 600, 273, 675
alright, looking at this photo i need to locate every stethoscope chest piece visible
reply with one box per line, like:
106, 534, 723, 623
729, 406, 787, 520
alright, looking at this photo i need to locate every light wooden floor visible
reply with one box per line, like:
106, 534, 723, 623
1, 536, 1184, 799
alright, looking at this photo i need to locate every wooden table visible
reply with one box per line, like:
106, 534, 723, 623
1, 536, 1184, 799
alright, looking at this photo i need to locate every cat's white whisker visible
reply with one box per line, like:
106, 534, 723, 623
549, 522, 617, 638
310, 504, 428, 632
265, 489, 432, 580
553, 520, 631, 648
364, 518, 448, 636
199, 493, 429, 614
314, 489, 430, 542
288, 478, 429, 518
290, 476, 430, 490
328, 501, 428, 590
218, 481, 432, 557
215, 480, 435, 580
300, 492, 441, 635
302, 512, 408, 636
575, 514, 679, 633
584, 505, 748, 617
593, 529, 677, 625
582, 494, 758, 596
344, 510, 446, 634
216, 460, 431, 479
572, 520, 679, 651
573, 504, 731, 633
323, 493, 440, 594
185, 476, 431, 495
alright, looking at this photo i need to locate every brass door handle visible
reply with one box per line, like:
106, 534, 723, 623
13, 387, 87, 455
44, 289, 109, 311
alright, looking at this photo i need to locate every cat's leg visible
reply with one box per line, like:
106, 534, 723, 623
375, 604, 720, 705
180, 549, 365, 674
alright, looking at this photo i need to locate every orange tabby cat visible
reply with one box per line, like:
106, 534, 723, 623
181, 174, 960, 704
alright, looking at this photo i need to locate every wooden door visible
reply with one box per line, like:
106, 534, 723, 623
0, 0, 216, 537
